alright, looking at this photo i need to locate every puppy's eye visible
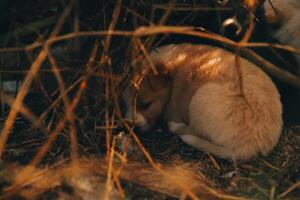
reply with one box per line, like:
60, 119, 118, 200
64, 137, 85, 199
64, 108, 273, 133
138, 100, 154, 111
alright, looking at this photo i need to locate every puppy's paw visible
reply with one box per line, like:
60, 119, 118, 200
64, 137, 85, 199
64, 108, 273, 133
168, 121, 186, 132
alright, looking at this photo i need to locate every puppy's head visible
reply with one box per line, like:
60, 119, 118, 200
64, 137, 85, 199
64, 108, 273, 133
123, 61, 172, 132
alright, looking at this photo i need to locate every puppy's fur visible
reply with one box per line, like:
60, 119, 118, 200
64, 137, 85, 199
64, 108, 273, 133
124, 44, 283, 161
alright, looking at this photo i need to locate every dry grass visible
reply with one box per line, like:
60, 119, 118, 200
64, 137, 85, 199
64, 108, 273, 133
0, 0, 299, 199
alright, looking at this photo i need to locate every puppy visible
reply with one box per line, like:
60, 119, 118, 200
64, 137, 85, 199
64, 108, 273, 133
123, 44, 283, 161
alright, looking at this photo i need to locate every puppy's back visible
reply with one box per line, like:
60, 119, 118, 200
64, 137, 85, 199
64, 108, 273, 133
187, 48, 283, 160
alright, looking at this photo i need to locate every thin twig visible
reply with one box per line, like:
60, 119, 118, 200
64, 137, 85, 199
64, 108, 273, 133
104, 137, 116, 200
48, 49, 79, 165
277, 181, 300, 199
153, 3, 232, 11
135, 38, 158, 75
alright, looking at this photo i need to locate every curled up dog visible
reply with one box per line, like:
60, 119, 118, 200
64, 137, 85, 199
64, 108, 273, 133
123, 44, 283, 161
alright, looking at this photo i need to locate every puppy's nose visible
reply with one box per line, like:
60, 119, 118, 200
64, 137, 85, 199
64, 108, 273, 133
125, 110, 145, 124
134, 113, 148, 129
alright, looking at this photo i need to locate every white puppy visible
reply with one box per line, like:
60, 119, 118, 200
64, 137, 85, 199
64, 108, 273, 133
123, 44, 283, 161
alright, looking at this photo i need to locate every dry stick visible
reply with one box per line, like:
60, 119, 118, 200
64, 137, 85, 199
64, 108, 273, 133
104, 137, 116, 200
157, 1, 175, 26
102, 0, 122, 56
0, 68, 76, 74
108, 82, 128, 200
105, 82, 125, 196
105, 74, 111, 156
112, 163, 126, 199
153, 3, 232, 11
145, 0, 175, 49
241, 42, 300, 56
1, 26, 300, 57
0, 47, 25, 52
235, 17, 255, 98
241, 42, 300, 77
48, 50, 79, 165
0, 27, 192, 53
0, 1, 74, 158
135, 38, 158, 75
121, 5, 154, 26
108, 111, 122, 195
259, 159, 281, 171
4, 101, 50, 136
277, 181, 300, 199
268, 47, 300, 75
100, 0, 122, 162
3, 99, 51, 152
240, 48, 300, 87
108, 73, 135, 199
73, 0, 80, 52
151, 8, 196, 49
207, 153, 221, 171
49, 1, 75, 38
113, 176, 125, 198
24, 27, 187, 51
269, 184, 276, 200
15, 26, 230, 48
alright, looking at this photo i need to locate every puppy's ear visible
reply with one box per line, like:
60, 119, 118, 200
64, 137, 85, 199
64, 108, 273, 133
147, 63, 172, 91
153, 62, 170, 75
133, 57, 172, 91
